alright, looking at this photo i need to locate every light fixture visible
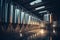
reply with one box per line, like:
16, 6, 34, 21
53, 24, 56, 27
35, 6, 45, 10
39, 10, 47, 13
53, 29, 56, 34
20, 33, 22, 37
53, 21, 57, 27
35, 0, 42, 3
30, 1, 36, 5
30, 0, 42, 5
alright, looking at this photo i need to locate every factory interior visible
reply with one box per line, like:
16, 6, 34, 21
0, 0, 60, 40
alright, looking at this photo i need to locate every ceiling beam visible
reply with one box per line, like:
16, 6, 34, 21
29, 2, 49, 9
20, 0, 35, 5
30, 7, 53, 13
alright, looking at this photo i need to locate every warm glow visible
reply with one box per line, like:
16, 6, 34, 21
40, 22, 45, 27
50, 14, 52, 24
28, 29, 48, 38
37, 29, 48, 37
29, 21, 39, 25
41, 23, 45, 27
39, 29, 44, 34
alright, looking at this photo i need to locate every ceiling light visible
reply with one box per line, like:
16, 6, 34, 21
30, 1, 36, 5
39, 10, 47, 13
35, 0, 42, 3
30, 0, 42, 5
35, 6, 45, 10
